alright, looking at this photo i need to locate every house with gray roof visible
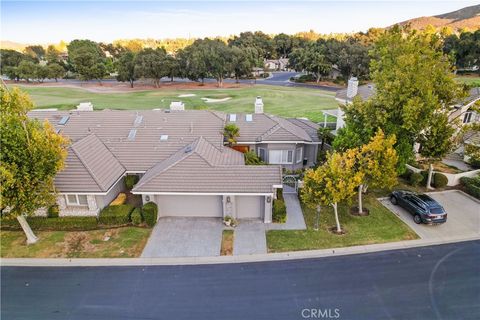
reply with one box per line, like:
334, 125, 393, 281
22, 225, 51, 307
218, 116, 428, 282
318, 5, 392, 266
29, 101, 320, 223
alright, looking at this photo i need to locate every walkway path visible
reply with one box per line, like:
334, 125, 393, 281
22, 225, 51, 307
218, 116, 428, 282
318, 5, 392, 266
267, 193, 307, 230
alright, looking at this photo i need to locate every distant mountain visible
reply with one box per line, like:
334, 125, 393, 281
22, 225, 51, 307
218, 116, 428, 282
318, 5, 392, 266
0, 40, 28, 51
397, 4, 480, 31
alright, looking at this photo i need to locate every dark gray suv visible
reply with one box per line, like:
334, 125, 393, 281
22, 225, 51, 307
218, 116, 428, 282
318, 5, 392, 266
390, 190, 447, 224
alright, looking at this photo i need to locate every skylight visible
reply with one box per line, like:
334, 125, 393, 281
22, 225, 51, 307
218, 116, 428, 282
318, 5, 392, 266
229, 114, 237, 122
160, 135, 169, 141
127, 129, 137, 141
246, 114, 253, 122
134, 115, 143, 127
58, 116, 70, 125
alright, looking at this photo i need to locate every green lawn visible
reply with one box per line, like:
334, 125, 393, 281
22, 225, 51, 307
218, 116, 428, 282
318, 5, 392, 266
267, 194, 418, 252
0, 227, 152, 258
455, 75, 480, 86
9, 84, 338, 122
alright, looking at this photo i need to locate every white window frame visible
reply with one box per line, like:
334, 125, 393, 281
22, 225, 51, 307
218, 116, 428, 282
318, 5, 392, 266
296, 147, 303, 163
65, 194, 88, 206
268, 150, 293, 164
258, 147, 266, 161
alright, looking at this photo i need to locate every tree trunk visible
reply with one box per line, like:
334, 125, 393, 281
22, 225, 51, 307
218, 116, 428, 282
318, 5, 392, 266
130, 79, 134, 88
333, 202, 341, 233
358, 184, 364, 214
17, 215, 38, 244
55, 78, 58, 82
427, 164, 434, 190
314, 205, 321, 231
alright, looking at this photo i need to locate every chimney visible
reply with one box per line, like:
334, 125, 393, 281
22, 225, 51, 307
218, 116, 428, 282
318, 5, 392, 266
254, 96, 264, 114
346, 77, 359, 99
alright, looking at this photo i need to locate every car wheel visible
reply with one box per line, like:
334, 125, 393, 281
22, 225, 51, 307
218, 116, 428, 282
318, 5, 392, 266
390, 195, 398, 205
414, 214, 422, 224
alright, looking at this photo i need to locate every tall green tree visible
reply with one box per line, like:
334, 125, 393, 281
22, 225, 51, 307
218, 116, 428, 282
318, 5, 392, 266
134, 48, 168, 88
223, 124, 240, 146
1, 87, 69, 243
47, 63, 65, 82
116, 51, 137, 87
67, 39, 107, 81
24, 45, 45, 61
336, 26, 466, 172
231, 46, 253, 83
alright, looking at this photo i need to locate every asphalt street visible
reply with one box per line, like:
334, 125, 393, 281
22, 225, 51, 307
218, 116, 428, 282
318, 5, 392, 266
11, 72, 340, 92
2, 240, 479, 320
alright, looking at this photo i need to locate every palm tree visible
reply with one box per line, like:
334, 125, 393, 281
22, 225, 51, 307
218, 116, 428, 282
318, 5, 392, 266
223, 124, 240, 147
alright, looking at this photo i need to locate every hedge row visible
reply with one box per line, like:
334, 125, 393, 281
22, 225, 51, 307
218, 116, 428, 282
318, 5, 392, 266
1, 202, 159, 231
403, 168, 448, 188
272, 199, 287, 223
460, 176, 480, 199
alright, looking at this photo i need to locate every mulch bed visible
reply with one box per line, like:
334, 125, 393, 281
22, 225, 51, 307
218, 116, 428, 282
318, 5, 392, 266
350, 206, 370, 216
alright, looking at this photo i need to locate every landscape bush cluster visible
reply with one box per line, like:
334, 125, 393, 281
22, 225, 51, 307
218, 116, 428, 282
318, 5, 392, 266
0, 201, 159, 231
460, 176, 480, 199
272, 189, 287, 223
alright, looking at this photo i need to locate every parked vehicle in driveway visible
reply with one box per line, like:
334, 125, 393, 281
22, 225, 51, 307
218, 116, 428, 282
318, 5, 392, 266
390, 190, 447, 224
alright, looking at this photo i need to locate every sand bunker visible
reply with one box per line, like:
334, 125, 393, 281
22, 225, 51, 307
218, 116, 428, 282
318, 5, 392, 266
201, 97, 232, 103
178, 93, 196, 97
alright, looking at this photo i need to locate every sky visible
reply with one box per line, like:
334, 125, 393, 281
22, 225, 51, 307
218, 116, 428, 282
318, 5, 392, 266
1, 1, 478, 44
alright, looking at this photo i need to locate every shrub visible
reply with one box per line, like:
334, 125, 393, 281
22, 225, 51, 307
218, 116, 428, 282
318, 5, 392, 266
244, 151, 264, 165
433, 173, 448, 188
142, 202, 158, 227
276, 188, 284, 201
460, 176, 480, 199
125, 175, 139, 190
131, 208, 143, 225
409, 172, 424, 186
98, 204, 134, 225
400, 168, 413, 180
272, 199, 287, 223
47, 205, 59, 218
110, 193, 127, 206
0, 216, 99, 231
420, 170, 429, 181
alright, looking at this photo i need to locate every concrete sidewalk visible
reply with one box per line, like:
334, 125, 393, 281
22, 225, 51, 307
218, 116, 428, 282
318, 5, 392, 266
267, 193, 306, 230
3, 236, 478, 267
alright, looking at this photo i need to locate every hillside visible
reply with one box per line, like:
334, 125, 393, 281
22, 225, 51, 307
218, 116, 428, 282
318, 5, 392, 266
397, 4, 480, 31
0, 40, 28, 51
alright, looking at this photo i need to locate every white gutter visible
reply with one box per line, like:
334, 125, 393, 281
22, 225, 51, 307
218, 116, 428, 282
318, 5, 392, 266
131, 191, 275, 196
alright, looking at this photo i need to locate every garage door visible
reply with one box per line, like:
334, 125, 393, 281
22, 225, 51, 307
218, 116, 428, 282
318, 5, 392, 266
155, 195, 223, 217
236, 196, 264, 220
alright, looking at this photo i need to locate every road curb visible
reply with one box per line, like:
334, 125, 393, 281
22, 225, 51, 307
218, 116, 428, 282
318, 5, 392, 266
2, 237, 478, 267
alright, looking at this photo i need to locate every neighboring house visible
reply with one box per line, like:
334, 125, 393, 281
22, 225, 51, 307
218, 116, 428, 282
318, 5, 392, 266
265, 58, 289, 71
327, 78, 480, 132
29, 100, 319, 222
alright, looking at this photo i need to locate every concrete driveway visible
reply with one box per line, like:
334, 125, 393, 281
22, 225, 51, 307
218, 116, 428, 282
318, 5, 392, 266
141, 217, 223, 258
380, 190, 480, 241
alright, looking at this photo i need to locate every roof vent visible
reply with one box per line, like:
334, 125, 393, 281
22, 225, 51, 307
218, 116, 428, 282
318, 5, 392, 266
246, 114, 253, 122
58, 115, 70, 125
160, 135, 168, 141
127, 129, 137, 141
229, 114, 237, 122
185, 146, 192, 153
134, 114, 143, 127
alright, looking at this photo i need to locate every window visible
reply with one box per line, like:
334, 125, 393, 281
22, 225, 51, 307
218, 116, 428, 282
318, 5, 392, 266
58, 116, 70, 125
463, 112, 473, 124
258, 148, 266, 161
229, 114, 237, 122
66, 194, 88, 206
245, 114, 253, 122
127, 129, 137, 141
268, 150, 293, 164
296, 147, 303, 163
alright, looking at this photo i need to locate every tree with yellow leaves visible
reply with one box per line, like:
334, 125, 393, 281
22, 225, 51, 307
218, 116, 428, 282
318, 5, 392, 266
354, 129, 398, 215
302, 149, 363, 234
0, 86, 69, 244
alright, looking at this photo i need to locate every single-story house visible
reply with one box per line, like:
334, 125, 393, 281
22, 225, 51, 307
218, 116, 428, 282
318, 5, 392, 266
265, 58, 289, 71
29, 99, 320, 222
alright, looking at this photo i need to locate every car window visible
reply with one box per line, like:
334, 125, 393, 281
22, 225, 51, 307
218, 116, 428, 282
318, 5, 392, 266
410, 198, 425, 209
429, 207, 444, 214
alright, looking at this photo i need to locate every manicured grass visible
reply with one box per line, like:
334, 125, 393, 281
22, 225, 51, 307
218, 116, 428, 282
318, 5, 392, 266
267, 194, 418, 252
220, 229, 234, 256
0, 227, 152, 258
10, 84, 338, 122
455, 75, 480, 86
